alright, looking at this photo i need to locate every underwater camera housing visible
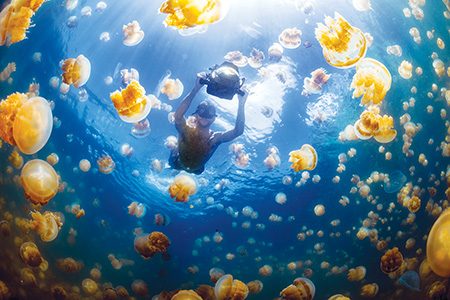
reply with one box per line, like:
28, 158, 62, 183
200, 62, 245, 100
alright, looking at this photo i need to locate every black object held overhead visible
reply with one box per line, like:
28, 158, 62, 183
200, 62, 245, 100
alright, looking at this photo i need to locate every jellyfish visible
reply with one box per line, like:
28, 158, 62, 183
280, 278, 315, 300
398, 60, 413, 79
314, 204, 325, 216
131, 118, 151, 138
82, 278, 98, 295
258, 265, 273, 277
386, 45, 402, 56
248, 48, 265, 69
353, 0, 372, 11
302, 68, 331, 95
347, 266, 366, 281
20, 159, 59, 206
209, 268, 225, 283
56, 257, 83, 273
426, 209, 450, 278
19, 242, 43, 267
29, 211, 62, 242
79, 159, 91, 172
275, 192, 287, 205
405, 195, 421, 213
339, 125, 358, 141
224, 51, 248, 68
168, 174, 197, 202
264, 146, 281, 170
354, 108, 397, 143
350, 58, 392, 106
360, 283, 379, 297
159, 0, 229, 30
154, 213, 170, 226
384, 170, 407, 193
171, 290, 202, 300
61, 55, 91, 88
215, 274, 249, 300
247, 280, 263, 294
120, 68, 139, 85
97, 155, 115, 174
268, 43, 284, 62
0, 62, 16, 81
122, 21, 144, 46
8, 150, 23, 169
288, 144, 318, 172
278, 27, 302, 49
134, 231, 170, 259
0, 94, 53, 155
160, 76, 184, 100
380, 247, 404, 274
195, 285, 215, 299
110, 80, 151, 123
328, 294, 350, 300
315, 13, 367, 68
128, 201, 147, 218
398, 270, 420, 291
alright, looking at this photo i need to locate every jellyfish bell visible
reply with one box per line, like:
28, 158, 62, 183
280, 277, 315, 300
352, 0, 372, 11
160, 77, 184, 100
19, 242, 43, 267
168, 174, 197, 202
61, 55, 91, 88
268, 43, 284, 61
122, 20, 144, 46
134, 231, 170, 259
131, 118, 151, 138
398, 270, 420, 291
171, 290, 202, 300
214, 274, 249, 300
224, 51, 248, 68
29, 211, 62, 242
110, 80, 151, 123
289, 144, 318, 172
384, 170, 407, 193
20, 159, 59, 206
427, 208, 450, 278
278, 27, 302, 49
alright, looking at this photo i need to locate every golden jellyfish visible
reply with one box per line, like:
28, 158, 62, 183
0, 93, 53, 154
426, 208, 450, 278
315, 13, 367, 68
61, 55, 91, 88
29, 210, 62, 242
380, 247, 404, 274
405, 195, 421, 213
278, 27, 302, 49
134, 231, 170, 259
0, 281, 10, 299
171, 290, 202, 300
398, 60, 413, 79
82, 278, 98, 295
0, 62, 16, 82
224, 51, 248, 68
122, 20, 144, 46
258, 264, 273, 277
160, 76, 184, 100
360, 283, 378, 298
354, 107, 397, 143
8, 149, 23, 169
169, 174, 197, 202
131, 280, 148, 297
46, 153, 59, 166
56, 257, 83, 273
314, 204, 325, 216
347, 266, 366, 281
288, 144, 318, 172
214, 274, 249, 300
246, 280, 263, 294
97, 155, 115, 174
110, 80, 151, 123
79, 159, 91, 172
302, 68, 330, 95
350, 58, 392, 106
280, 277, 315, 300
0, 0, 45, 46
328, 295, 350, 300
20, 268, 36, 286
19, 242, 43, 267
21, 159, 59, 206
159, 0, 229, 30
195, 285, 215, 299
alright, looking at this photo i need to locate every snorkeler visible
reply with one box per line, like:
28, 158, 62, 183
169, 73, 248, 174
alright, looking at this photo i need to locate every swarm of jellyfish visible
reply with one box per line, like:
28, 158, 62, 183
169, 174, 197, 202
110, 80, 151, 123
61, 54, 91, 88
289, 144, 318, 172
134, 231, 170, 259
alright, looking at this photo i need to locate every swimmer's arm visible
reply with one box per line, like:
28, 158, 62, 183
174, 76, 204, 132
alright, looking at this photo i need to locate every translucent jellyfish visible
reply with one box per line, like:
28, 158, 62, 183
259, 265, 273, 276
79, 159, 91, 172
248, 48, 265, 69
398, 60, 413, 79
347, 266, 366, 281
360, 283, 379, 297
380, 247, 404, 274
110, 80, 151, 123
280, 278, 315, 300
350, 58, 392, 106
81, 6, 92, 16
288, 144, 318, 172
314, 204, 325, 216
66, 15, 77, 28
172, 290, 202, 300
427, 209, 450, 277
169, 174, 197, 202
128, 201, 146, 218
29, 211, 62, 242
134, 231, 170, 259
264, 146, 280, 170
209, 268, 225, 283
61, 55, 91, 88
131, 118, 151, 138
0, 62, 16, 81
120, 68, 139, 85
122, 21, 144, 46
302, 68, 330, 95
247, 280, 263, 294
56, 257, 83, 273
160, 76, 184, 100
384, 170, 407, 193
8, 150, 23, 169
215, 274, 249, 300
96, 1, 107, 12
315, 13, 367, 68
353, 0, 372, 11
339, 125, 358, 141
0, 94, 53, 155
99, 31, 110, 42
398, 270, 420, 291
97, 155, 115, 174
278, 27, 302, 49
20, 159, 59, 206
164, 135, 178, 150
386, 45, 402, 56
159, 0, 229, 30
268, 43, 284, 62
82, 278, 98, 295
354, 107, 397, 143
19, 242, 43, 267
432, 59, 445, 77
224, 51, 248, 67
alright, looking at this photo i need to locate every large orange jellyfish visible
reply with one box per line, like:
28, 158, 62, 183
315, 13, 367, 68
159, 0, 229, 30
380, 247, 404, 274
0, 93, 53, 155
61, 55, 91, 88
426, 209, 450, 278
214, 274, 249, 300
29, 210, 62, 242
280, 277, 315, 300
134, 231, 170, 259
171, 290, 202, 300
21, 159, 59, 206
288, 144, 318, 172
350, 58, 392, 106
169, 174, 197, 202
0, 0, 45, 46
110, 80, 151, 123
353, 107, 397, 143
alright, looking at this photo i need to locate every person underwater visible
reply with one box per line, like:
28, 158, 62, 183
169, 73, 248, 174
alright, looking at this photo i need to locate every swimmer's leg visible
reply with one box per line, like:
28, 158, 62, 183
168, 148, 182, 170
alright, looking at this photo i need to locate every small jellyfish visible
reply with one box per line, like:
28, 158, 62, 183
259, 265, 273, 276
97, 155, 115, 174
209, 267, 225, 283
82, 278, 98, 295
278, 27, 302, 49
302, 68, 330, 95
386, 45, 402, 56
360, 283, 379, 297
46, 153, 59, 166
264, 146, 280, 170
347, 266, 366, 281
398, 60, 413, 79
288, 144, 318, 172
169, 174, 197, 202
120, 68, 139, 85
131, 280, 148, 297
160, 76, 184, 100
19, 242, 43, 267
314, 204, 325, 216
427, 208, 450, 277
61, 55, 91, 88
131, 118, 151, 138
79, 159, 91, 172
268, 43, 284, 61
154, 213, 170, 226
128, 201, 146, 218
66, 15, 77, 28
21, 159, 59, 206
248, 48, 265, 69
81, 6, 92, 16
380, 247, 404, 274
99, 32, 110, 42
96, 1, 107, 12
315, 13, 367, 68
280, 278, 315, 300
122, 21, 144, 46
329, 294, 350, 300
215, 274, 249, 300
56, 257, 83, 273
224, 51, 248, 67
350, 58, 391, 106
398, 270, 420, 291
134, 231, 170, 259
352, 0, 372, 11
275, 192, 287, 205
110, 80, 151, 123
354, 107, 397, 143
383, 170, 407, 193
29, 211, 62, 242
8, 150, 23, 169
247, 280, 263, 294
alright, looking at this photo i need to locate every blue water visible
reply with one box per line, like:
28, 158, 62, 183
0, 0, 449, 299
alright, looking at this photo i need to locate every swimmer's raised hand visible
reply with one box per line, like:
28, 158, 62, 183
194, 72, 207, 90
